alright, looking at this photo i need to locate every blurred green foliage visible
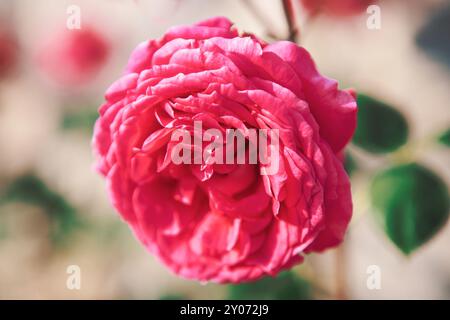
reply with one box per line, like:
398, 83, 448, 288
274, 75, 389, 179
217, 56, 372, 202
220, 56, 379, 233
353, 94, 408, 154
438, 128, 450, 147
352, 93, 449, 256
344, 152, 357, 177
159, 294, 187, 300
227, 271, 311, 300
0, 221, 7, 240
0, 174, 82, 245
61, 107, 99, 133
370, 163, 449, 255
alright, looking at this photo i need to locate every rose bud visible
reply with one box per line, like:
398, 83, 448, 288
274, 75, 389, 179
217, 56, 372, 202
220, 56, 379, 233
300, 0, 377, 17
38, 26, 109, 86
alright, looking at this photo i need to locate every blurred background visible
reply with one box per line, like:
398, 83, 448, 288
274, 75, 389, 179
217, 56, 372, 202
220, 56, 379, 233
0, 0, 449, 299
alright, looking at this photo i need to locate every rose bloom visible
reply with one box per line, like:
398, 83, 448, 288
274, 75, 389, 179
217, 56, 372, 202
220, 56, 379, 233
300, 0, 377, 17
93, 17, 357, 283
38, 27, 109, 86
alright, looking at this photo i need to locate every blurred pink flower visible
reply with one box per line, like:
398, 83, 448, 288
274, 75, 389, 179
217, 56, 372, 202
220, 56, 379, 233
38, 27, 109, 86
300, 0, 377, 17
0, 28, 18, 79
93, 17, 356, 283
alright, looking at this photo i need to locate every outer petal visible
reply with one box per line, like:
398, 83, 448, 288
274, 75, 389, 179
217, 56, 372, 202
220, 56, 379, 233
306, 146, 352, 251
265, 41, 357, 153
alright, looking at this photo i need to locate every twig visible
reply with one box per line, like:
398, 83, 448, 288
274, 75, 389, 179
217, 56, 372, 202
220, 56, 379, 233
281, 0, 299, 42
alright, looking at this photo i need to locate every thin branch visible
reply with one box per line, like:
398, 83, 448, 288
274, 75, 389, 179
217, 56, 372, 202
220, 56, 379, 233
281, 0, 299, 42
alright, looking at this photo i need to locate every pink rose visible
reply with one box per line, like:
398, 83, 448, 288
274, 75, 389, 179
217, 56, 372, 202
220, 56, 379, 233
93, 17, 356, 283
38, 27, 109, 86
300, 0, 377, 17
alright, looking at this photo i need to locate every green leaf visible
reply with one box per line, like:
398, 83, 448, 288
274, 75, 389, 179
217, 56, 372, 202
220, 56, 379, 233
370, 163, 449, 255
1, 174, 82, 245
227, 271, 311, 300
353, 94, 409, 154
61, 108, 99, 133
437, 128, 450, 147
